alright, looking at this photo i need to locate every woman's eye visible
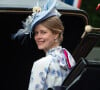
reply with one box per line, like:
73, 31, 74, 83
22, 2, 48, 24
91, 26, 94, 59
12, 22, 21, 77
34, 30, 47, 35
41, 31, 46, 34
34, 32, 38, 35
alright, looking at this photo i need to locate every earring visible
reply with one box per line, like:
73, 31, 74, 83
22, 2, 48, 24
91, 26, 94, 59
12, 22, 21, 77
54, 38, 58, 42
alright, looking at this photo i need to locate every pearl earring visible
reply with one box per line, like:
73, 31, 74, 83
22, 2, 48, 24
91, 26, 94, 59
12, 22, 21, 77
54, 38, 58, 42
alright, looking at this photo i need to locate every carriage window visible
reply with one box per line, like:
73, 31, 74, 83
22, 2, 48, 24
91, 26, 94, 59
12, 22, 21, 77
86, 40, 100, 61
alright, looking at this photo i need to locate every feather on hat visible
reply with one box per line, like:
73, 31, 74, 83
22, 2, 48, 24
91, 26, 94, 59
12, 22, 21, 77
13, 0, 61, 39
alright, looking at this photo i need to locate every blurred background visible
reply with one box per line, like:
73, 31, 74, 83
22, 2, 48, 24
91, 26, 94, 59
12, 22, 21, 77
61, 0, 100, 60
61, 0, 100, 27
80, 0, 100, 60
80, 0, 100, 27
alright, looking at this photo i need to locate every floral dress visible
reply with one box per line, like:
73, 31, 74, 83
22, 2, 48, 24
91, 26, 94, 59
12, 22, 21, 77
28, 46, 76, 90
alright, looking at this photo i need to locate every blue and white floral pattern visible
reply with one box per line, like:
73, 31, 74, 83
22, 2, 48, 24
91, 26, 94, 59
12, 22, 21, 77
28, 46, 76, 90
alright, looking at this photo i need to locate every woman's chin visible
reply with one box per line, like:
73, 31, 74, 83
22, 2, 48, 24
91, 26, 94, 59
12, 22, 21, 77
37, 46, 44, 50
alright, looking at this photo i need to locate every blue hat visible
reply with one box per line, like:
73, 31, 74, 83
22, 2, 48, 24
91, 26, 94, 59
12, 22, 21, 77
13, 0, 61, 39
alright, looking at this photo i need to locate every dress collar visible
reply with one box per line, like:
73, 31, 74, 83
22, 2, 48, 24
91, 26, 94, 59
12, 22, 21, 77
46, 46, 69, 70
46, 46, 62, 56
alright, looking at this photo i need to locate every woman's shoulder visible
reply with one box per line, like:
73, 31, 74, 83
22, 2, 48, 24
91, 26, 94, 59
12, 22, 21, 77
34, 55, 53, 67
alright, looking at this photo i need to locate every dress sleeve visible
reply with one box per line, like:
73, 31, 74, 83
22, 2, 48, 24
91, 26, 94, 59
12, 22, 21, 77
28, 57, 51, 90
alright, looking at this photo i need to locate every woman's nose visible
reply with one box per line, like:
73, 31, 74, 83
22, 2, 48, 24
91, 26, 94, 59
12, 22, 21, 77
35, 33, 42, 39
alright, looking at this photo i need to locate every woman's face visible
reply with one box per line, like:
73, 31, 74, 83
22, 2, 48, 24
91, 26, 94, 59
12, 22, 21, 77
34, 24, 58, 52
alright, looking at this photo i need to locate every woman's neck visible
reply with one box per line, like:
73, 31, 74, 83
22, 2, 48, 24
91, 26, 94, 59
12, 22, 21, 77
44, 43, 60, 53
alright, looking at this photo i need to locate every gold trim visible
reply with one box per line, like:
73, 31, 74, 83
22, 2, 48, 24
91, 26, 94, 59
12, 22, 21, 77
60, 11, 88, 24
0, 9, 88, 24
0, 10, 32, 13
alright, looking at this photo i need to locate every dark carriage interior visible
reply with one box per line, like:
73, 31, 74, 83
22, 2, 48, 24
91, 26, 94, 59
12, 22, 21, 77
65, 58, 100, 90
0, 11, 87, 90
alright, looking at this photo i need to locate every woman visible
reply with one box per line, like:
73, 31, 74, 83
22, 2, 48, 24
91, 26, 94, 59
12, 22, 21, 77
28, 16, 76, 90
13, 0, 76, 89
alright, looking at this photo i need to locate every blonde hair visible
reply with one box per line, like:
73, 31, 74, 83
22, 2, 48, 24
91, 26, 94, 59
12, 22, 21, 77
39, 16, 64, 44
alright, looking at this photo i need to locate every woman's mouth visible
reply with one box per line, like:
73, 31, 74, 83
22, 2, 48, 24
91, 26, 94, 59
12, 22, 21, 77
37, 41, 44, 45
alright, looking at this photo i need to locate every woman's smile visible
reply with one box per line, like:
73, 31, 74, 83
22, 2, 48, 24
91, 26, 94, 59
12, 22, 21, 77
34, 24, 58, 52
36, 40, 45, 45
